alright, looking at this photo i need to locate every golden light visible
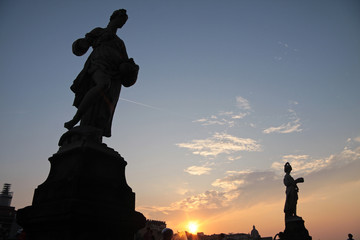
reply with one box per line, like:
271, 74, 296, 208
187, 222, 198, 234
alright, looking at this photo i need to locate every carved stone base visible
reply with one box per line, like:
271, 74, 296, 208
276, 217, 312, 240
17, 136, 146, 240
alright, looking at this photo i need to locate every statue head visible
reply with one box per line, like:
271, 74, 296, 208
110, 9, 128, 28
284, 162, 292, 173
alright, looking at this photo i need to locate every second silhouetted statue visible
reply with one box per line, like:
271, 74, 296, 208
283, 162, 304, 220
65, 9, 139, 137
275, 163, 311, 240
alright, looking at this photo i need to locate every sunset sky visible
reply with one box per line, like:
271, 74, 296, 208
1, 1, 359, 239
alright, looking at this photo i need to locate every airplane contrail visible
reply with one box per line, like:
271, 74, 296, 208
119, 97, 164, 111
119, 97, 192, 120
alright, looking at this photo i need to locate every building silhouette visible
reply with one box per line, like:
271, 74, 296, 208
0, 183, 18, 239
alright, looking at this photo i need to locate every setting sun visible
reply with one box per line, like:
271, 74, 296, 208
187, 222, 198, 234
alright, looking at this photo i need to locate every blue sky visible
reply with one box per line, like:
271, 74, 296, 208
1, 1, 360, 239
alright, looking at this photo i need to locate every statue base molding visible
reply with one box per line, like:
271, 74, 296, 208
17, 136, 146, 240
276, 217, 312, 240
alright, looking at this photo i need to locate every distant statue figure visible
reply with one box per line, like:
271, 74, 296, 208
250, 225, 261, 240
348, 233, 354, 240
283, 162, 304, 219
64, 9, 139, 137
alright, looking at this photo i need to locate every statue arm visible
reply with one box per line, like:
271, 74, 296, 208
295, 177, 304, 183
72, 27, 103, 56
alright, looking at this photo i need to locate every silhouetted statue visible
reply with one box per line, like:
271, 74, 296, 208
250, 225, 261, 240
275, 162, 311, 239
283, 162, 304, 219
64, 9, 139, 137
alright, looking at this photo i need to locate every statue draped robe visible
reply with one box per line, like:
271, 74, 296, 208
283, 173, 298, 216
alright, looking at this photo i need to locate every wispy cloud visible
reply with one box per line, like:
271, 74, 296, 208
212, 170, 252, 191
263, 118, 302, 134
175, 187, 195, 196
263, 109, 302, 134
278, 41, 289, 48
211, 170, 280, 206
185, 165, 212, 175
193, 115, 233, 127
227, 156, 242, 161
220, 111, 248, 120
271, 154, 330, 175
193, 96, 251, 127
271, 144, 360, 175
176, 133, 261, 157
236, 96, 251, 110
231, 113, 248, 119
274, 41, 299, 61
169, 190, 230, 210
192, 112, 249, 127
138, 190, 231, 215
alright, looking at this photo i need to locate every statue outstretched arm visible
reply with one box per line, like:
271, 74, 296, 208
72, 27, 103, 56
295, 177, 304, 184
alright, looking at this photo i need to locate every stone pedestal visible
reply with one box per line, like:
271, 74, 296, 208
276, 217, 311, 240
17, 132, 146, 240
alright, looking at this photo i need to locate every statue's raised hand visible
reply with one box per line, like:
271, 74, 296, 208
296, 177, 304, 183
